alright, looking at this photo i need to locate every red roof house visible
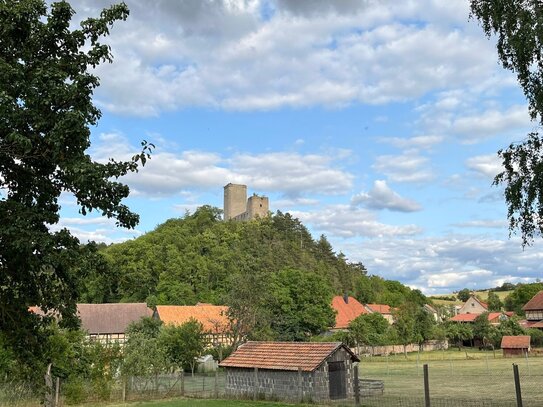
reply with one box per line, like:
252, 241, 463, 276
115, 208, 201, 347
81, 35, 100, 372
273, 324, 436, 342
331, 295, 367, 330
522, 291, 543, 323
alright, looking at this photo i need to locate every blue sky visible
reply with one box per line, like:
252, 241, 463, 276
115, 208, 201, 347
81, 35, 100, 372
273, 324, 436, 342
55, 0, 543, 294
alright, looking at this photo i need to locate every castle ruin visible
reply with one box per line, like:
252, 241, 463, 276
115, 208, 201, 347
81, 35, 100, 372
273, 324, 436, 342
223, 183, 269, 221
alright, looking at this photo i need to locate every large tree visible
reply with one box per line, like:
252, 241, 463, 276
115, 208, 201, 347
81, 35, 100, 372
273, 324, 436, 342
0, 0, 151, 363
470, 1, 543, 244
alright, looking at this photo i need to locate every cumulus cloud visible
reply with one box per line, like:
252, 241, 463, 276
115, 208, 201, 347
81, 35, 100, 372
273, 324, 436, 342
379, 135, 444, 150
466, 154, 503, 179
90, 133, 353, 197
65, 0, 502, 116
342, 234, 543, 293
292, 205, 422, 238
351, 180, 422, 212
373, 152, 434, 183
452, 219, 508, 229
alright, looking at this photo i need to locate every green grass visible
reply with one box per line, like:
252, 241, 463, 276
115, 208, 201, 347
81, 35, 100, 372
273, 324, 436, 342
86, 399, 313, 407
360, 348, 542, 405
430, 290, 514, 306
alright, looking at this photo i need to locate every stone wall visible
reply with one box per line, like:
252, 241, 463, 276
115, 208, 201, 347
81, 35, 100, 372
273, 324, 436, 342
356, 340, 448, 356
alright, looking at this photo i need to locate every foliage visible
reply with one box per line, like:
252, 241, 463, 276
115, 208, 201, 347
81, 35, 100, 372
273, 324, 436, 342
159, 319, 205, 374
457, 289, 471, 302
123, 319, 167, 377
527, 328, 543, 347
444, 321, 474, 350
504, 283, 543, 315
487, 291, 503, 311
354, 274, 428, 307
470, 0, 543, 244
0, 0, 152, 367
267, 268, 335, 341
126, 316, 163, 338
349, 312, 391, 346
90, 208, 366, 307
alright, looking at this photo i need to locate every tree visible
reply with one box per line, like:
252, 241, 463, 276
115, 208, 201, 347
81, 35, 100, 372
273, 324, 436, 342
349, 313, 390, 351
0, 0, 152, 364
268, 268, 335, 341
457, 289, 471, 302
470, 1, 543, 244
487, 291, 503, 311
413, 308, 436, 349
159, 319, 205, 376
504, 283, 543, 315
392, 304, 416, 358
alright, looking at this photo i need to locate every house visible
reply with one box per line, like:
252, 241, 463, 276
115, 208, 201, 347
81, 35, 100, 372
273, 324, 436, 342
330, 295, 367, 330
457, 295, 488, 315
501, 336, 531, 357
219, 341, 360, 403
423, 304, 439, 321
364, 303, 394, 324
155, 303, 232, 346
449, 312, 510, 325
30, 303, 153, 345
521, 291, 543, 329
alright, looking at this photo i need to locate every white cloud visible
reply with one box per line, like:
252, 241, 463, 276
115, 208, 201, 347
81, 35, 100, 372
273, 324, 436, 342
452, 219, 508, 229
292, 204, 422, 238
466, 154, 503, 179
351, 180, 421, 212
379, 135, 444, 150
90, 134, 353, 197
373, 152, 434, 183
66, 0, 502, 116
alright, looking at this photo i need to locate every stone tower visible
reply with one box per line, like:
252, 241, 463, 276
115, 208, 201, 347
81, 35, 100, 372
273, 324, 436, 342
223, 183, 247, 220
223, 183, 269, 221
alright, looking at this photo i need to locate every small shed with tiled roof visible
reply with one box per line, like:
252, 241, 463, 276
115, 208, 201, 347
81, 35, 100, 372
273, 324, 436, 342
219, 341, 360, 402
501, 336, 531, 357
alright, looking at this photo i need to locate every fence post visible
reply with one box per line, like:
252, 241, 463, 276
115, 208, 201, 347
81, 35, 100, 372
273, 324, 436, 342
122, 377, 126, 402
298, 367, 303, 402
353, 363, 360, 407
54, 377, 60, 407
513, 363, 523, 407
253, 367, 258, 401
180, 371, 185, 396
214, 369, 219, 398
423, 364, 430, 407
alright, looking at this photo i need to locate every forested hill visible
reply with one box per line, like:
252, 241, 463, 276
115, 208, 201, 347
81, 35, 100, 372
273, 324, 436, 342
79, 206, 367, 305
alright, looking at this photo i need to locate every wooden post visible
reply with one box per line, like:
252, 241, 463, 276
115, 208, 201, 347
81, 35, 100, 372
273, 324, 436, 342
423, 364, 430, 407
513, 364, 523, 407
298, 367, 303, 403
253, 367, 258, 401
54, 377, 60, 407
180, 371, 185, 396
214, 369, 219, 398
353, 363, 360, 407
122, 377, 126, 402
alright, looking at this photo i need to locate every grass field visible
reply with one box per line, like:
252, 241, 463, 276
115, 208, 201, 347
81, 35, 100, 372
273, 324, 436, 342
92, 400, 310, 407
430, 290, 513, 307
360, 348, 541, 406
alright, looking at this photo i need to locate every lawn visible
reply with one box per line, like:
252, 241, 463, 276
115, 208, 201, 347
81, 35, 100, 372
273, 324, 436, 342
88, 399, 313, 407
359, 348, 542, 406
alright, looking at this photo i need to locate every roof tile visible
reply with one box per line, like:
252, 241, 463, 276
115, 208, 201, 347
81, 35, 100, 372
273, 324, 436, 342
501, 336, 531, 349
522, 291, 543, 311
156, 304, 229, 332
331, 296, 367, 329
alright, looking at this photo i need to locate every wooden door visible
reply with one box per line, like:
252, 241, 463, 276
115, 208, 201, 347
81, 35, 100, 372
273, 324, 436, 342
328, 361, 347, 399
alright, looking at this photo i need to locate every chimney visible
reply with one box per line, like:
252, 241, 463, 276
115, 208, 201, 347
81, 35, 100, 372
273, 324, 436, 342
343, 293, 349, 304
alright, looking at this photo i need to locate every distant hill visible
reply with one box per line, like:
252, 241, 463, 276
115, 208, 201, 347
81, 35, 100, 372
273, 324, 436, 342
78, 206, 367, 305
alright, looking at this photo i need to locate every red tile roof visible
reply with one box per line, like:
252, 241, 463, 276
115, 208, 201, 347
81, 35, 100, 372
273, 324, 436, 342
450, 312, 507, 323
450, 313, 478, 322
219, 341, 359, 372
331, 296, 367, 329
501, 336, 531, 349
156, 304, 230, 332
366, 304, 393, 314
522, 291, 543, 311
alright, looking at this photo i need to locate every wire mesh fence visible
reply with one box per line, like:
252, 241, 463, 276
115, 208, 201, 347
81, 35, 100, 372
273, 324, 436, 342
2, 350, 543, 406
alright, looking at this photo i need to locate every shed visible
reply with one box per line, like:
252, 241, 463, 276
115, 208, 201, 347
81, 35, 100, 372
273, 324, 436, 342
219, 341, 360, 403
501, 336, 531, 357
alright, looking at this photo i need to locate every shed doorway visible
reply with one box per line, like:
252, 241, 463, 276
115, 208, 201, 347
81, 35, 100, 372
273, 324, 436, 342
328, 361, 346, 399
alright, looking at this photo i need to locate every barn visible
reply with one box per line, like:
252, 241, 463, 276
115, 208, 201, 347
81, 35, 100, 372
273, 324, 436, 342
219, 341, 360, 403
501, 336, 531, 357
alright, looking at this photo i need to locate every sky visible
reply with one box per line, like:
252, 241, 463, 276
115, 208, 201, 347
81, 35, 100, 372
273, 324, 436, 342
55, 0, 543, 294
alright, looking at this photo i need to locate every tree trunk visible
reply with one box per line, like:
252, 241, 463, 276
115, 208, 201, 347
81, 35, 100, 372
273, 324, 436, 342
44, 364, 53, 407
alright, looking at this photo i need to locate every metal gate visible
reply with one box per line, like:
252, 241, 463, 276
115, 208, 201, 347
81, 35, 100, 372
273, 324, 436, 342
328, 361, 346, 399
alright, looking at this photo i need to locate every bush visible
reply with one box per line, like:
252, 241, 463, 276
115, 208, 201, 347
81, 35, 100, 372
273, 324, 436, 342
63, 378, 86, 405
